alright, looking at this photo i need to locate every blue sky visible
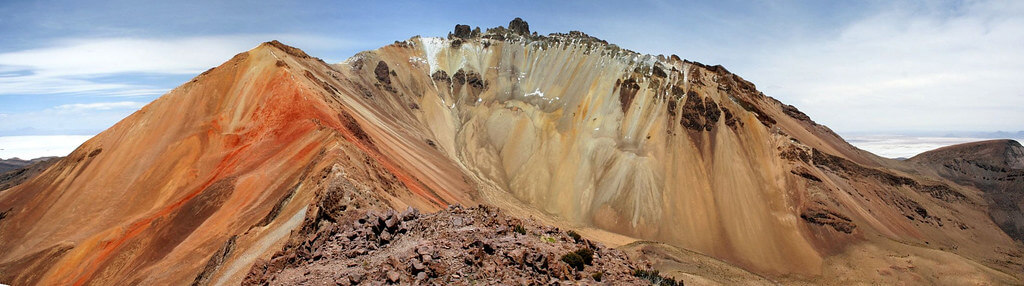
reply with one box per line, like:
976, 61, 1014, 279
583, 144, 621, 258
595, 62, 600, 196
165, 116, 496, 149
0, 0, 1022, 136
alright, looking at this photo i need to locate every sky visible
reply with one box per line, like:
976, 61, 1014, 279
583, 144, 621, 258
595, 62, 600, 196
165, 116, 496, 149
0, 0, 1022, 138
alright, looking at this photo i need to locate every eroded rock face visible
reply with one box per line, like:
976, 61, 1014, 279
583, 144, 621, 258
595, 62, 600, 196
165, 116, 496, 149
800, 206, 856, 234
360, 28, 1021, 281
617, 78, 640, 113
678, 90, 721, 131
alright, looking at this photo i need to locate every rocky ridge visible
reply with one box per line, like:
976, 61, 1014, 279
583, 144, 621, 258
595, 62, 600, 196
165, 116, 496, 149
0, 157, 58, 175
908, 139, 1024, 241
244, 205, 652, 285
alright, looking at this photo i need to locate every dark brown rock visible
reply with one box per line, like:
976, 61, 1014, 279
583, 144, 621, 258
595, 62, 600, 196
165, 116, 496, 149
702, 97, 721, 131
465, 71, 485, 90
781, 145, 810, 163
453, 24, 473, 39
722, 106, 739, 127
652, 65, 667, 78
509, 18, 530, 36
374, 61, 391, 85
680, 90, 707, 131
431, 70, 450, 83
618, 78, 640, 114
800, 206, 856, 234
452, 69, 466, 86
782, 104, 812, 122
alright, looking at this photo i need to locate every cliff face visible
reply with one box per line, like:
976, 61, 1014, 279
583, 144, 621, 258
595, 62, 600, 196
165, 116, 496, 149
364, 33, 832, 274
0, 21, 1021, 285
349, 30, 1019, 281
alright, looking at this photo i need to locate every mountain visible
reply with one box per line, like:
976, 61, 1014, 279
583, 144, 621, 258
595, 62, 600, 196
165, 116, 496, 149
0, 41, 474, 285
908, 139, 1024, 241
0, 157, 60, 192
1, 19, 1021, 285
0, 157, 58, 175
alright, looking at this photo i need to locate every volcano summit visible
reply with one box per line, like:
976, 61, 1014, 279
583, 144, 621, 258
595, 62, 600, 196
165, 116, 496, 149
0, 19, 1021, 285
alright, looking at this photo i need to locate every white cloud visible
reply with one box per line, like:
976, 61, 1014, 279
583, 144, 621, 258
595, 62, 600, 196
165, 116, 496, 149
0, 34, 357, 136
604, 1, 1024, 133
0, 74, 137, 95
0, 37, 250, 76
0, 102, 149, 136
742, 1, 1024, 132
52, 101, 146, 112
0, 34, 353, 96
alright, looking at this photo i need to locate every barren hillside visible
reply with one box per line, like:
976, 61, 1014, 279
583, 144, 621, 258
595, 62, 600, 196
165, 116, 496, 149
0, 19, 1020, 285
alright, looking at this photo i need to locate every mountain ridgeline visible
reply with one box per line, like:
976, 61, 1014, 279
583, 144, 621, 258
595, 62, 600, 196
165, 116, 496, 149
908, 139, 1024, 241
0, 19, 1021, 285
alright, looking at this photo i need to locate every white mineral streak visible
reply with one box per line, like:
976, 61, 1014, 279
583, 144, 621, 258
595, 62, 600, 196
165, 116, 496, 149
418, 37, 446, 73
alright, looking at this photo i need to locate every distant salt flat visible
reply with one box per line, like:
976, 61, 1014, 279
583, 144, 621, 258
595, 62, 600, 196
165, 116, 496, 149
1, 134, 1017, 162
847, 135, 1024, 159
0, 135, 93, 160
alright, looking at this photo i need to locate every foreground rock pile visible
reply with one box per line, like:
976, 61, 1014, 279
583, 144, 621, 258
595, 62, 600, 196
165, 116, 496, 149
244, 205, 651, 285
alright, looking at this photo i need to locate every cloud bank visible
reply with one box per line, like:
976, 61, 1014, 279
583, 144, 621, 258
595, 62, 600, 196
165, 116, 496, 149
0, 101, 146, 136
0, 34, 353, 96
742, 1, 1024, 132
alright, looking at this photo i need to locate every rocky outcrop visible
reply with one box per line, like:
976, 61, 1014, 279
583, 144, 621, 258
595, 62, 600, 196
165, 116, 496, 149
617, 78, 640, 113
374, 61, 391, 85
678, 90, 721, 131
800, 206, 856, 234
509, 17, 530, 36
453, 24, 472, 39
244, 206, 649, 285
